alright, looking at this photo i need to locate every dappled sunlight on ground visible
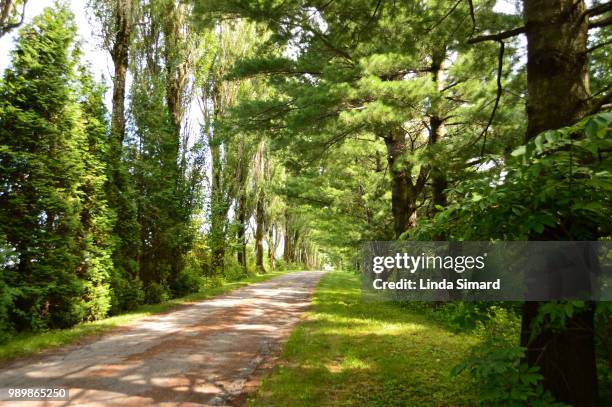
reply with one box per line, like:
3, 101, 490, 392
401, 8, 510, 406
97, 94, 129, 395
0, 271, 325, 407
250, 271, 480, 407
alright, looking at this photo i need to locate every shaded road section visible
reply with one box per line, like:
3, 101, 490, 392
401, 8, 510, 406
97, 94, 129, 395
0, 271, 326, 406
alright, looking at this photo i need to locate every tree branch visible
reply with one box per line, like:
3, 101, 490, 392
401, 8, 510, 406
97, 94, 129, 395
584, 1, 612, 18
379, 67, 432, 81
467, 26, 525, 44
0, 0, 27, 38
427, 0, 462, 32
357, 0, 382, 38
467, 0, 476, 37
479, 40, 505, 156
311, 28, 352, 60
589, 14, 612, 28
440, 79, 466, 93
587, 89, 612, 115
587, 38, 612, 53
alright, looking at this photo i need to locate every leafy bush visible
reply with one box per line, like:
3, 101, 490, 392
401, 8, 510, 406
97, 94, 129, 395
82, 282, 112, 322
441, 302, 500, 330
201, 276, 225, 289
223, 254, 249, 281
451, 309, 568, 406
46, 287, 86, 329
0, 280, 15, 343
109, 273, 144, 314
144, 282, 169, 304
275, 259, 287, 270
412, 113, 612, 241
399, 301, 521, 332
170, 268, 203, 297
452, 346, 556, 406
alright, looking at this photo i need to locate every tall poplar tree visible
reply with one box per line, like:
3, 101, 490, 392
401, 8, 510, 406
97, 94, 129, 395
126, 0, 203, 299
197, 19, 259, 275
88, 0, 142, 311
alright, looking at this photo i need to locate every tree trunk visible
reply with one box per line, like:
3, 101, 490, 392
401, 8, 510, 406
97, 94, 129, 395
236, 190, 247, 274
521, 1, 597, 405
106, 0, 139, 279
283, 210, 292, 263
255, 188, 266, 273
110, 0, 132, 147
209, 138, 227, 275
161, 0, 190, 281
291, 230, 299, 263
208, 85, 228, 275
429, 118, 448, 217
524, 0, 590, 141
429, 48, 448, 215
268, 224, 276, 270
383, 130, 426, 237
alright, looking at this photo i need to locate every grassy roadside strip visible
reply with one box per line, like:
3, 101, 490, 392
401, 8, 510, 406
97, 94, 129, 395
250, 271, 481, 407
0, 269, 292, 362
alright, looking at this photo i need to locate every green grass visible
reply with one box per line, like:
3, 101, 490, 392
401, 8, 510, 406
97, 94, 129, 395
249, 271, 481, 407
0, 269, 291, 362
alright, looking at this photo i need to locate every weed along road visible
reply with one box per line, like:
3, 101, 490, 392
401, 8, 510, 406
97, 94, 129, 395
0, 271, 325, 406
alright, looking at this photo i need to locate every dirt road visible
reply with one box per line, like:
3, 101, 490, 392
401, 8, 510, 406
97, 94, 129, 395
0, 271, 325, 406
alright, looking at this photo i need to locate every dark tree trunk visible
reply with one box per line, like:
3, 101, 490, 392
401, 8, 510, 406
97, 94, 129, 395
524, 0, 590, 141
284, 227, 299, 265
291, 230, 299, 263
233, 135, 249, 274
429, 115, 448, 217
429, 49, 448, 216
300, 245, 308, 267
283, 210, 292, 263
236, 190, 247, 274
383, 130, 426, 237
268, 224, 277, 270
521, 1, 597, 405
208, 91, 228, 275
107, 0, 139, 279
255, 188, 266, 273
209, 151, 225, 275
110, 0, 132, 147
521, 301, 597, 406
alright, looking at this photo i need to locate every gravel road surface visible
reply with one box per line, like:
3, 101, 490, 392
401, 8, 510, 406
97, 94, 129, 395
0, 271, 325, 406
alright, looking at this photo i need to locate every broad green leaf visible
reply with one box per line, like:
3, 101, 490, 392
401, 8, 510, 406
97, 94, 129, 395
511, 145, 526, 157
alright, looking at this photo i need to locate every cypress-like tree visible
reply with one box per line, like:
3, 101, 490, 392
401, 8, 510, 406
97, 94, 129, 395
0, 4, 112, 330
76, 66, 115, 321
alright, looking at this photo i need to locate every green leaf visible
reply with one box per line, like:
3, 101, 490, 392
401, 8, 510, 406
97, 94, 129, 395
511, 145, 526, 157
534, 135, 544, 153
585, 116, 608, 139
544, 131, 559, 144
450, 360, 469, 377
571, 202, 604, 213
